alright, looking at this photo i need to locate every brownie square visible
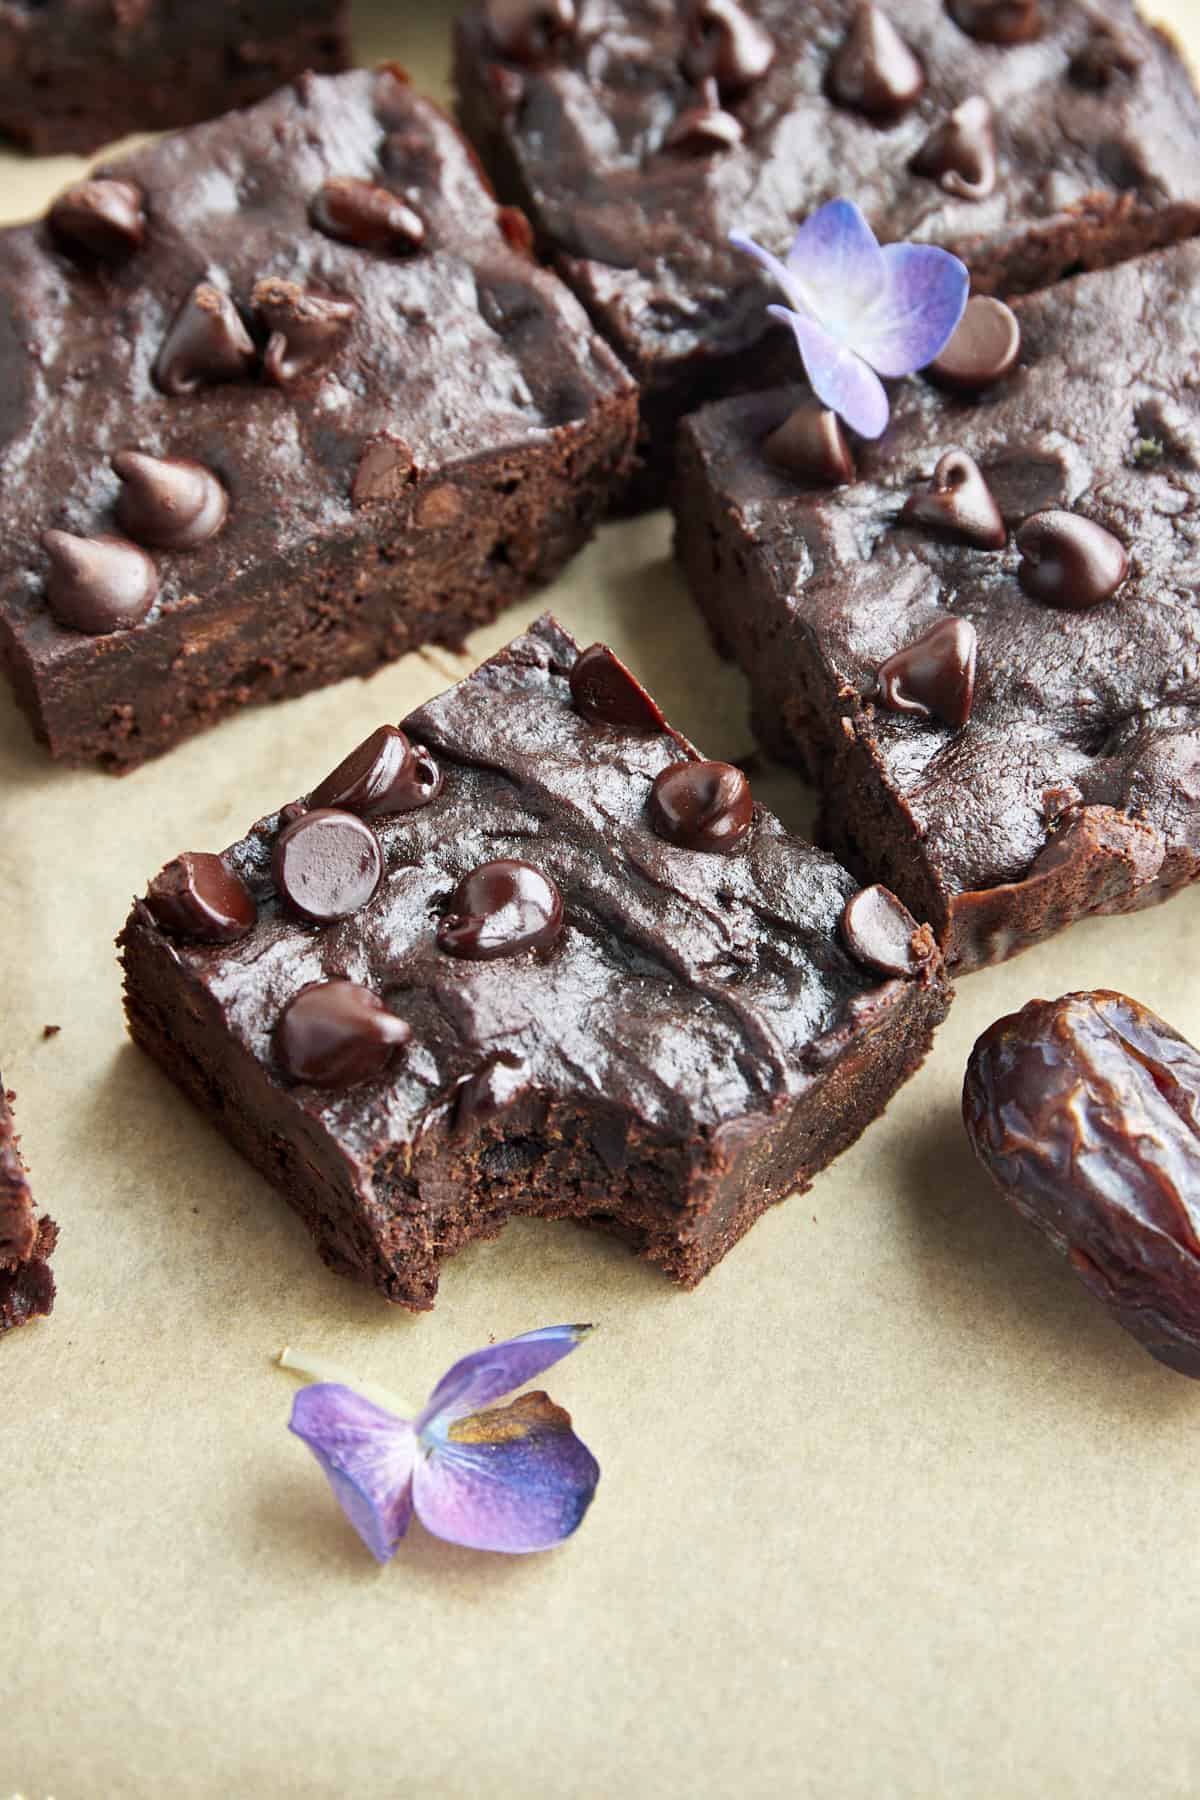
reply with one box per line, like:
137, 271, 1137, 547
0, 0, 350, 155
455, 0, 1200, 506
119, 615, 950, 1310
674, 242, 1200, 975
0, 1081, 57, 1336
0, 69, 637, 771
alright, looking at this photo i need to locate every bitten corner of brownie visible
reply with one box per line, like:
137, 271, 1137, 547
118, 614, 950, 1310
0, 68, 637, 772
0, 1082, 58, 1336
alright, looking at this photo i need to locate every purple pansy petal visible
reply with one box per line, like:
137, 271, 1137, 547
768, 304, 890, 439
853, 243, 969, 378
417, 1323, 593, 1432
414, 1392, 600, 1553
783, 198, 886, 330
728, 229, 808, 318
289, 1385, 416, 1564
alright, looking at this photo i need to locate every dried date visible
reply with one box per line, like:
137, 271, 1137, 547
963, 990, 1200, 1377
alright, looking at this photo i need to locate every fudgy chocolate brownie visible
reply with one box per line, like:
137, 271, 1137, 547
0, 1, 349, 155
119, 615, 950, 1309
0, 70, 637, 771
674, 243, 1200, 974
455, 0, 1200, 505
0, 1080, 57, 1336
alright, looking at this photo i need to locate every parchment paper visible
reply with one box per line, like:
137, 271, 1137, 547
2, 5, 1200, 1796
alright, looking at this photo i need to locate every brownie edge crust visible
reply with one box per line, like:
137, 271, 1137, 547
119, 616, 950, 1310
0, 1082, 57, 1336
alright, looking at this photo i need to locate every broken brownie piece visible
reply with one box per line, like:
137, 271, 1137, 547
674, 243, 1200, 974
455, 0, 1200, 504
119, 615, 950, 1309
1, 1081, 57, 1336
0, 69, 637, 770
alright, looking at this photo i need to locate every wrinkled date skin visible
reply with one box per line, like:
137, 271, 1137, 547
963, 990, 1200, 1378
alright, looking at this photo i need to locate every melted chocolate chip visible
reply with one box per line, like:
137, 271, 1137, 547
1015, 511, 1129, 610
352, 436, 418, 506
42, 530, 158, 635
112, 451, 228, 549
274, 979, 412, 1088
271, 808, 384, 924
686, 0, 775, 95
900, 450, 1006, 549
763, 401, 856, 486
877, 617, 978, 730
665, 78, 745, 154
146, 852, 257, 944
841, 885, 934, 978
47, 178, 146, 261
310, 725, 442, 817
154, 283, 256, 396
911, 96, 996, 200
252, 278, 356, 385
947, 0, 1040, 45
927, 296, 1021, 393
649, 760, 753, 854
437, 860, 564, 960
452, 1052, 530, 1135
311, 177, 426, 252
829, 5, 924, 121
485, 0, 575, 65
570, 643, 669, 733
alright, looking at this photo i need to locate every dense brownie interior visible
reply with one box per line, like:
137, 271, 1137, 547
0, 1080, 57, 1336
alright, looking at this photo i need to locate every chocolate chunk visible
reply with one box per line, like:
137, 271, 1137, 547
485, 0, 575, 65
570, 642, 669, 733
252, 277, 356, 385
154, 283, 256, 396
42, 530, 158, 635
828, 5, 924, 121
947, 0, 1040, 45
311, 177, 426, 252
911, 96, 996, 200
1070, 30, 1143, 91
1015, 511, 1128, 610
841, 885, 934, 978
649, 760, 753, 854
900, 450, 1006, 549
146, 852, 257, 944
437, 859, 564, 960
47, 178, 146, 261
877, 617, 978, 730
763, 402, 855, 487
271, 808, 385, 924
685, 0, 775, 95
274, 979, 412, 1088
665, 78, 745, 154
352, 436, 418, 506
451, 1052, 530, 1134
310, 725, 442, 817
927, 296, 1021, 394
112, 451, 228, 550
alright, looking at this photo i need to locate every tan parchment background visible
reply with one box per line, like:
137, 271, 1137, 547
3, 5, 1200, 1796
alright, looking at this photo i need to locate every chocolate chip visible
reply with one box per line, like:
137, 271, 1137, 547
570, 643, 669, 733
352, 436, 418, 507
311, 177, 426, 252
251, 277, 356, 385
947, 0, 1040, 45
685, 0, 775, 95
1069, 30, 1142, 90
47, 178, 146, 261
42, 530, 158, 635
649, 760, 753, 854
877, 617, 978, 730
146, 852, 257, 944
112, 451, 228, 549
485, 0, 575, 65
1015, 511, 1128, 610
927, 296, 1021, 393
900, 450, 1006, 549
452, 1052, 530, 1135
911, 96, 996, 200
310, 725, 442, 817
274, 980, 412, 1088
665, 78, 745, 154
828, 5, 924, 121
841, 885, 934, 978
437, 860, 564, 960
763, 401, 856, 487
271, 808, 384, 924
154, 283, 256, 396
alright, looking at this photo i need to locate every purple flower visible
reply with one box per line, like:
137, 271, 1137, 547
730, 199, 969, 439
285, 1324, 599, 1560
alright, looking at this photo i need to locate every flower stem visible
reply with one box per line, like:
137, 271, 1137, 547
277, 1346, 414, 1416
